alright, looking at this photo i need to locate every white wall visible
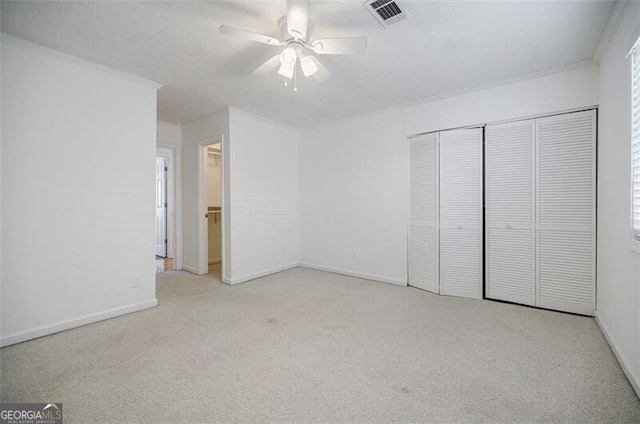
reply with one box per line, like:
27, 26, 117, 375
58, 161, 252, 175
299, 64, 599, 286
181, 108, 230, 277
404, 64, 599, 136
157, 120, 181, 147
181, 108, 299, 284
206, 152, 222, 207
1, 37, 160, 346
227, 108, 299, 283
595, 1, 640, 396
299, 110, 409, 285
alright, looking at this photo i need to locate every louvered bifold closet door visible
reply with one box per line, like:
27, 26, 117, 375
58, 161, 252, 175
536, 110, 596, 315
485, 120, 536, 306
409, 133, 440, 293
439, 128, 483, 299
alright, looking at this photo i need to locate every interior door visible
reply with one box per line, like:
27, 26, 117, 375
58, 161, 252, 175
439, 128, 483, 299
408, 133, 440, 293
155, 156, 167, 258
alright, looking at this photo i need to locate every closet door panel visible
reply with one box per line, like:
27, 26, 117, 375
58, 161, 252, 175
485, 120, 536, 306
537, 230, 594, 314
408, 133, 439, 293
486, 228, 535, 305
440, 228, 482, 298
536, 110, 596, 315
439, 128, 483, 299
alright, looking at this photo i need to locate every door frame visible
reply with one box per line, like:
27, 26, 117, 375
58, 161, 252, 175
196, 136, 226, 277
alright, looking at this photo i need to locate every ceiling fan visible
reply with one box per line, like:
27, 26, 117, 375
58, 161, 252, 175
219, 0, 367, 89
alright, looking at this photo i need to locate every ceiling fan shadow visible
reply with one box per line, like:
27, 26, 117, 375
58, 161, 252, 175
216, 44, 283, 78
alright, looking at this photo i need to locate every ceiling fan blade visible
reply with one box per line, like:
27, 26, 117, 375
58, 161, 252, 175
287, 0, 310, 40
219, 24, 283, 46
253, 55, 282, 75
310, 37, 367, 55
308, 56, 330, 82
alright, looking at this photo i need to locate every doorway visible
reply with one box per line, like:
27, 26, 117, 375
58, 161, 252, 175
205, 143, 222, 279
197, 138, 225, 280
156, 147, 178, 272
155, 156, 168, 259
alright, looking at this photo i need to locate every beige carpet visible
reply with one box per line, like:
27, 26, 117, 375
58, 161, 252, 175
1, 267, 639, 423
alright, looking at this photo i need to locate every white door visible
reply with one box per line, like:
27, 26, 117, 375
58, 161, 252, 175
536, 110, 596, 315
439, 128, 483, 299
485, 120, 536, 306
408, 133, 440, 293
155, 156, 167, 257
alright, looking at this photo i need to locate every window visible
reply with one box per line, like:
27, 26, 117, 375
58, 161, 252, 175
632, 38, 640, 240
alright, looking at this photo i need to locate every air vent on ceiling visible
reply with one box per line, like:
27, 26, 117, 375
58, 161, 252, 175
364, 0, 409, 28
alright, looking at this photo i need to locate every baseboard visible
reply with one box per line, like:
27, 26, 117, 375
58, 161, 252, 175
226, 263, 299, 285
208, 258, 221, 265
0, 299, 158, 348
595, 312, 640, 398
182, 264, 199, 274
299, 263, 407, 287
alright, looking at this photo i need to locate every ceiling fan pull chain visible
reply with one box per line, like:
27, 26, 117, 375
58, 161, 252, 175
294, 65, 298, 92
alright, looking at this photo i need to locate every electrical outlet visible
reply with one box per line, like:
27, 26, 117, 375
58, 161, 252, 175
131, 274, 142, 288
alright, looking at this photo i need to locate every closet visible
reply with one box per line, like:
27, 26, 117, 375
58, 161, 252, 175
485, 110, 596, 315
409, 109, 596, 315
409, 128, 483, 299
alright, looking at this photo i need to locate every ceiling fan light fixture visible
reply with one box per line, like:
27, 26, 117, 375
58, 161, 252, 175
219, 0, 364, 85
300, 55, 318, 77
280, 46, 297, 66
278, 62, 295, 79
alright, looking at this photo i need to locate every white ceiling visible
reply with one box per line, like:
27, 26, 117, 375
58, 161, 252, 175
1, 0, 614, 128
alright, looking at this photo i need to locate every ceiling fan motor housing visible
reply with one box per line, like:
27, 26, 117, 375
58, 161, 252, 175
278, 16, 312, 43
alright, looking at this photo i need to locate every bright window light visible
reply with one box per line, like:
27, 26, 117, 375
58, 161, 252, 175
631, 37, 640, 240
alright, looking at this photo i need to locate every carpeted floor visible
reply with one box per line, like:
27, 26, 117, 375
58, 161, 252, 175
1, 267, 639, 423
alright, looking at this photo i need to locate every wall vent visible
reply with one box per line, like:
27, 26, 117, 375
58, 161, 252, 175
364, 0, 409, 28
